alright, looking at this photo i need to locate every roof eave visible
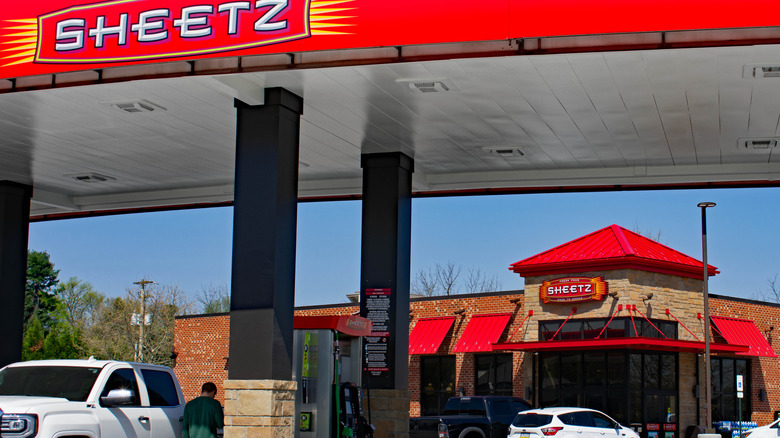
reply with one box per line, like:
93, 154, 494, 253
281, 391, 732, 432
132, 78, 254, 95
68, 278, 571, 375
510, 256, 719, 279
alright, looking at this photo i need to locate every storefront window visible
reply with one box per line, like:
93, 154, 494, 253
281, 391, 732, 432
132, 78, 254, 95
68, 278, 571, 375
710, 357, 750, 423
475, 354, 513, 396
607, 352, 627, 422
420, 355, 456, 416
640, 353, 677, 425
540, 317, 677, 341
539, 351, 677, 427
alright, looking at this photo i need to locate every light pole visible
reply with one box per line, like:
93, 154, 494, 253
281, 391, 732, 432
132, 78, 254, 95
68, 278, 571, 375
697, 202, 715, 433
133, 279, 154, 362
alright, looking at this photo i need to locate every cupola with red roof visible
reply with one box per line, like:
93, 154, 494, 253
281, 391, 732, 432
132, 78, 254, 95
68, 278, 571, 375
509, 224, 718, 279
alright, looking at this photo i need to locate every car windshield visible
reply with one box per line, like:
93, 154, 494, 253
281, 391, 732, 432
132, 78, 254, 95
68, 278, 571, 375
513, 413, 554, 427
0, 366, 103, 401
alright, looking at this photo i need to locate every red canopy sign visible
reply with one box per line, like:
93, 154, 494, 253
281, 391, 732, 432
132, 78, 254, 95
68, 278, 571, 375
3, 0, 780, 80
540, 276, 608, 304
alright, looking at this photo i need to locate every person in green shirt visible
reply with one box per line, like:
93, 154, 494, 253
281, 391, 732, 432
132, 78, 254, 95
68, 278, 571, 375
183, 382, 224, 438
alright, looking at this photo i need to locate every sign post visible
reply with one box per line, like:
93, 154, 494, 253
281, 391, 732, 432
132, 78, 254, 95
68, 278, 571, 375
737, 374, 743, 431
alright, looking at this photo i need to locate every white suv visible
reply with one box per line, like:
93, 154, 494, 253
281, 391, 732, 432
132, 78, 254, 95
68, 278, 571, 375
508, 407, 640, 438
0, 358, 185, 438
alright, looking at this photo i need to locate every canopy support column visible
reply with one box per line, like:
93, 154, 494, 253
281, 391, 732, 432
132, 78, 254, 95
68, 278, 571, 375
0, 181, 32, 367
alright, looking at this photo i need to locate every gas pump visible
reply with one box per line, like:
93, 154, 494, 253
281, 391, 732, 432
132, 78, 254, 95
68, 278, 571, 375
293, 315, 375, 438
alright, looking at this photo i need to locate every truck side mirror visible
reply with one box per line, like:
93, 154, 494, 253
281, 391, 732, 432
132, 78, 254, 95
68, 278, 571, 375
100, 389, 136, 407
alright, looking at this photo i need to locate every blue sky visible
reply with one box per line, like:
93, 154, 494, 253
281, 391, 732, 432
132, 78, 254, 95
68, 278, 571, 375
27, 187, 780, 307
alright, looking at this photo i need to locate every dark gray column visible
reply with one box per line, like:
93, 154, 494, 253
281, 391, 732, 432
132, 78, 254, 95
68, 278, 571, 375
360, 152, 413, 390
228, 88, 303, 381
0, 181, 32, 367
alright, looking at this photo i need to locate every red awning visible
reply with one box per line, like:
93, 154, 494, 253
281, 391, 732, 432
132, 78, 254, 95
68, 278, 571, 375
492, 336, 749, 354
711, 316, 777, 357
409, 316, 456, 355
454, 313, 513, 353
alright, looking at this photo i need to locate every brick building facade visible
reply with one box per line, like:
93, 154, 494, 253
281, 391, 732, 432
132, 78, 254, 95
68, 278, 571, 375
173, 225, 780, 436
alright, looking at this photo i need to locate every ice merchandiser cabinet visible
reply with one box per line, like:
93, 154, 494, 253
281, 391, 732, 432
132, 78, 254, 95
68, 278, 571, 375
293, 315, 374, 438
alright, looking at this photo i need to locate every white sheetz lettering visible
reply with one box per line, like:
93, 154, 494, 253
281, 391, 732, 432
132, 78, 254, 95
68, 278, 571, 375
55, 19, 86, 51
131, 9, 169, 42
88, 13, 128, 48
548, 284, 591, 295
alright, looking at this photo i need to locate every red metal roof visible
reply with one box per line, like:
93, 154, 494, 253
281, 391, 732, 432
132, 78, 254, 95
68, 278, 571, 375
409, 317, 456, 355
453, 313, 512, 353
509, 224, 719, 279
492, 336, 748, 354
711, 315, 777, 357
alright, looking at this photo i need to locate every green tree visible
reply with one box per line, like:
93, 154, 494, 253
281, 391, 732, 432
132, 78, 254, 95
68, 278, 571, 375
42, 322, 85, 359
85, 284, 194, 366
56, 277, 104, 329
22, 316, 45, 361
86, 296, 137, 362
25, 250, 60, 330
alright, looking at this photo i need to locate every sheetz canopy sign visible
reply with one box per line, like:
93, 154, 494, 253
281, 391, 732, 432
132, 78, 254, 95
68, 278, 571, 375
38, 0, 312, 63
3, 0, 780, 80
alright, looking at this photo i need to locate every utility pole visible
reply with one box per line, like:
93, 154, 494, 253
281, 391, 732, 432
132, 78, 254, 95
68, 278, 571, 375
133, 279, 154, 362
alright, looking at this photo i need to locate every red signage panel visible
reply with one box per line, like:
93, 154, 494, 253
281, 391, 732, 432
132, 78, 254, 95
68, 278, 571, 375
34, 0, 312, 64
540, 276, 608, 304
3, 0, 780, 80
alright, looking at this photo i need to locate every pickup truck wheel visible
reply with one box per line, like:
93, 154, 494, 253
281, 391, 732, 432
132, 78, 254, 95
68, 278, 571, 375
461, 432, 485, 438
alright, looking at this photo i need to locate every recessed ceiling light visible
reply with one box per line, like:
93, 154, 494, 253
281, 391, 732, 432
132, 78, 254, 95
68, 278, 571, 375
101, 99, 166, 113
738, 138, 779, 149
395, 78, 458, 93
483, 147, 525, 157
743, 65, 780, 79
67, 173, 116, 183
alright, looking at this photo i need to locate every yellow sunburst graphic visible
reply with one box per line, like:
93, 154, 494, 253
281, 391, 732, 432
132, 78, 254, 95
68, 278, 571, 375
1, 18, 38, 67
309, 0, 356, 35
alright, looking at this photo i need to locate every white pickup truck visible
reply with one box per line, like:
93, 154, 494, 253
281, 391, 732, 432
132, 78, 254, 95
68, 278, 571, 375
0, 358, 186, 438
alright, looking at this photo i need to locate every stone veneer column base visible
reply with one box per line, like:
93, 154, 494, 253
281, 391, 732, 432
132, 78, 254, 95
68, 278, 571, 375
223, 379, 297, 438
363, 389, 410, 438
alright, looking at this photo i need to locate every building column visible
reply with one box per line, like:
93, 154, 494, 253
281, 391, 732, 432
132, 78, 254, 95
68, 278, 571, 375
360, 152, 413, 438
0, 181, 32, 367
226, 88, 302, 438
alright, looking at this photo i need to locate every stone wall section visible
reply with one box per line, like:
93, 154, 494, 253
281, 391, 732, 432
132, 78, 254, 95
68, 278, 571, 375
363, 389, 411, 438
678, 353, 698, 430
223, 379, 296, 438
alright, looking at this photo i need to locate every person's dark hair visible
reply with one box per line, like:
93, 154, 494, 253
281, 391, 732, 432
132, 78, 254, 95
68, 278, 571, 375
201, 382, 217, 394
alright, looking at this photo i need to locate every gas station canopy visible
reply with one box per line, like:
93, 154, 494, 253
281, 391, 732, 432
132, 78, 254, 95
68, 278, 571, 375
2, 0, 780, 219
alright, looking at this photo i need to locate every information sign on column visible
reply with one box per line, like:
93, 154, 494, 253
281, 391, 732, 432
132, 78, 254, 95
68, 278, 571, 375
363, 288, 391, 385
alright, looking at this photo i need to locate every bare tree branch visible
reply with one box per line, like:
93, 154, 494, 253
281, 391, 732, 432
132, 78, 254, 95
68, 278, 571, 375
464, 267, 502, 294
757, 274, 780, 303
412, 267, 439, 297
196, 283, 231, 313
631, 221, 663, 243
84, 283, 193, 366
435, 262, 461, 296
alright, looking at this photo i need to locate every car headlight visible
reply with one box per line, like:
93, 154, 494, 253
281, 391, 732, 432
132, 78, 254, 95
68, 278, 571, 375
1, 413, 38, 438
